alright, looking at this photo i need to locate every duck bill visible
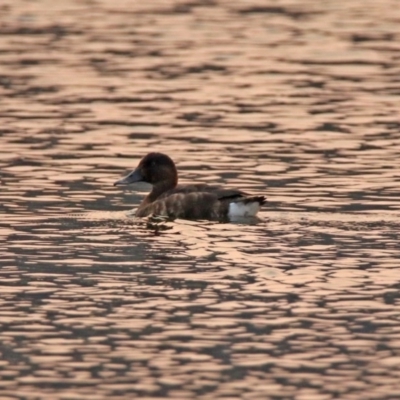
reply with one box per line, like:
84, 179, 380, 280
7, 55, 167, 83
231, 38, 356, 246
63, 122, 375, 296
114, 168, 143, 186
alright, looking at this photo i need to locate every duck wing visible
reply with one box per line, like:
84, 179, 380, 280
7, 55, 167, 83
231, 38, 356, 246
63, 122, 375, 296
159, 184, 247, 201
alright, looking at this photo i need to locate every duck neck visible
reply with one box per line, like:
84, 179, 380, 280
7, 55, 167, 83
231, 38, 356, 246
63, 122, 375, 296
147, 179, 176, 203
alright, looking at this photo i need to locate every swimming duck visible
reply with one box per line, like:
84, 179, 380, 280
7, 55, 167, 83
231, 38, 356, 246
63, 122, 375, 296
114, 152, 266, 221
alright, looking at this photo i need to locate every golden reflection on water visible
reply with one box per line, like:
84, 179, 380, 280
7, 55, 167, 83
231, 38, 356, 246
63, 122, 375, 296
2, 0, 400, 398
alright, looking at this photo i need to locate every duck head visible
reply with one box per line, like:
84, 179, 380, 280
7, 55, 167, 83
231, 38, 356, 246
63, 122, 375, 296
114, 152, 178, 187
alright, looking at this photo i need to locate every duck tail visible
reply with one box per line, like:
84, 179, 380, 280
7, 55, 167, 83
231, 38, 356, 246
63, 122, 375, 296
241, 195, 266, 205
228, 195, 266, 218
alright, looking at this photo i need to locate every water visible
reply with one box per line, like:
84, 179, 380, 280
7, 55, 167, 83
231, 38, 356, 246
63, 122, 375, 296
2, 0, 400, 398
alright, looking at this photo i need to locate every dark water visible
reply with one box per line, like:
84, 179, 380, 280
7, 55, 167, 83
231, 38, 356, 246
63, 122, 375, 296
2, 0, 400, 399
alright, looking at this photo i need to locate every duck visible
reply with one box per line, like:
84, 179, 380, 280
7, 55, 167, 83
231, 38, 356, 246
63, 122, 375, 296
114, 152, 266, 221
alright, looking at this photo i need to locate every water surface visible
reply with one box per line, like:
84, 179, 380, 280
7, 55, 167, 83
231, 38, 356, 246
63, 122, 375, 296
2, 0, 400, 399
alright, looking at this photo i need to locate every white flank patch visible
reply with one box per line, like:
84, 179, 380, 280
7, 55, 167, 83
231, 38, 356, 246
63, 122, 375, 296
228, 201, 260, 218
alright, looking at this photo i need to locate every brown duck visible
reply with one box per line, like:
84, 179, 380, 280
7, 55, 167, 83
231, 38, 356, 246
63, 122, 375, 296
114, 153, 266, 221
